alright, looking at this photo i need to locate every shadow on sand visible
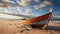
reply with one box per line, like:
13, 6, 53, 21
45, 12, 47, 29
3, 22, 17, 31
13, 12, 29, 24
46, 26, 60, 31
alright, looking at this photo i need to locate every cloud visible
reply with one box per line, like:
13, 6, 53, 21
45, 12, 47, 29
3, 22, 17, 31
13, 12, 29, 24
0, 0, 16, 7
0, 7, 3, 9
2, 0, 11, 2
1, 0, 15, 3
0, 13, 24, 19
0, 2, 16, 7
5, 11, 12, 13
25, 8, 32, 15
4, 7, 13, 13
43, 1, 52, 5
0, 7, 4, 12
34, 4, 46, 10
35, 0, 40, 3
16, 6, 22, 13
34, 1, 52, 10
6, 6, 23, 14
16, 0, 32, 7
0, 7, 11, 13
3, 7, 17, 14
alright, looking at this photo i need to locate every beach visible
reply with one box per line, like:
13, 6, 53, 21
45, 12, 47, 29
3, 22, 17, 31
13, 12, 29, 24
0, 20, 60, 34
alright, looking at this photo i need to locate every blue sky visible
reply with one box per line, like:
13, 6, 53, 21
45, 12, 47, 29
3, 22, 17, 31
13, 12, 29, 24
0, 0, 60, 16
52, 0, 60, 14
15, 0, 60, 14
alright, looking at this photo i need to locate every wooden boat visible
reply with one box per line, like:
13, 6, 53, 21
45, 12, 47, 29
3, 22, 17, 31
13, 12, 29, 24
20, 9, 53, 29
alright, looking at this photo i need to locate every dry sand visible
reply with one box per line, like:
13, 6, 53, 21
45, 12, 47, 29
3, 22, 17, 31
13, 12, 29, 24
0, 20, 60, 34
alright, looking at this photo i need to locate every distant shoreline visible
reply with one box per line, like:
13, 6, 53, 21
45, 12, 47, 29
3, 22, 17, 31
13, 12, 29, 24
0, 19, 60, 22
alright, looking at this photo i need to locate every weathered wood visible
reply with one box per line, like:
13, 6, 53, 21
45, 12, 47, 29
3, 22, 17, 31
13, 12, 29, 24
22, 12, 52, 25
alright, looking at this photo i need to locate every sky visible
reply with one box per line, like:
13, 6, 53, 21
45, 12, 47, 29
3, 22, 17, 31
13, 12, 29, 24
52, 0, 60, 14
0, 13, 24, 19
0, 0, 60, 16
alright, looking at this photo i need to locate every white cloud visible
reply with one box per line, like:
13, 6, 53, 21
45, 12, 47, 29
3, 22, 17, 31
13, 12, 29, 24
0, 3, 6, 7
4, 7, 13, 13
0, 2, 16, 7
16, 0, 32, 7
0, 7, 13, 13
25, 8, 32, 15
0, 13, 24, 19
1, 0, 15, 3
0, 0, 16, 7
34, 1, 52, 10
34, 4, 46, 10
4, 7, 17, 14
2, 0, 11, 2
0, 7, 3, 9
0, 7, 4, 12
35, 0, 40, 3
16, 6, 22, 13
43, 1, 52, 5
5, 11, 12, 13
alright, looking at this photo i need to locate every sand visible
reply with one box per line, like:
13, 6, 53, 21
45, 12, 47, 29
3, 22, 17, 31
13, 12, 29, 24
0, 20, 60, 34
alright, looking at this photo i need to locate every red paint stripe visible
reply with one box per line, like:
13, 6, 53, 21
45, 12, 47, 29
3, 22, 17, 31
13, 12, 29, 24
23, 12, 52, 25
